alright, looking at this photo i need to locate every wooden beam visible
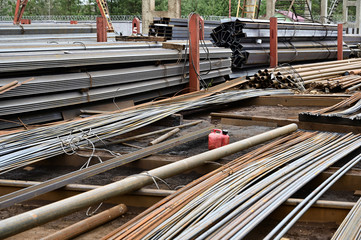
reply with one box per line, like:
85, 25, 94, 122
245, 95, 349, 107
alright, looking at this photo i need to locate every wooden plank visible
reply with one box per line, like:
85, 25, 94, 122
162, 42, 185, 51
246, 95, 349, 107
221, 118, 277, 127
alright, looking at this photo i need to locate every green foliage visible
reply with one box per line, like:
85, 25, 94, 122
0, 0, 14, 15
1, 0, 349, 22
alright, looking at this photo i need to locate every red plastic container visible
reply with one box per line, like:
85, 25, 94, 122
221, 130, 229, 146
208, 129, 223, 150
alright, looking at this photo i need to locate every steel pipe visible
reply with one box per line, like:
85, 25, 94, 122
41, 204, 127, 240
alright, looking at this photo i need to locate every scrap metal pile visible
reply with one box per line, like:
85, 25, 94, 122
299, 92, 361, 124
211, 18, 350, 69
149, 17, 218, 40
105, 131, 361, 239
246, 58, 361, 92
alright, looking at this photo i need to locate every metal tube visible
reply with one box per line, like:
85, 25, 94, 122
41, 204, 127, 240
149, 128, 180, 146
0, 124, 297, 238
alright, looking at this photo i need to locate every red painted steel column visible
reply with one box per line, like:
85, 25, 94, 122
13, 0, 29, 24
337, 23, 343, 60
189, 14, 200, 92
132, 17, 140, 35
97, 17, 107, 42
270, 17, 278, 68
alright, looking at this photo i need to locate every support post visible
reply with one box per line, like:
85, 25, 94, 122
97, 17, 107, 42
13, 0, 29, 24
266, 0, 275, 19
188, 14, 201, 92
320, 0, 328, 24
337, 23, 343, 60
229, 0, 231, 18
132, 17, 140, 35
270, 17, 278, 68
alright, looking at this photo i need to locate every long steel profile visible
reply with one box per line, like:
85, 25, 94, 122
0, 59, 231, 99
0, 68, 231, 116
0, 47, 231, 73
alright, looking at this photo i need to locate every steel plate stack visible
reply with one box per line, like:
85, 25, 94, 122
211, 18, 351, 68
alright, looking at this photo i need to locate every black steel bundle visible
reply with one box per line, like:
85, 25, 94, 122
211, 18, 351, 69
149, 17, 219, 40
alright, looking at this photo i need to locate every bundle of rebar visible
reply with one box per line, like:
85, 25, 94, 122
300, 92, 361, 120
104, 130, 361, 239
149, 17, 219, 40
331, 196, 361, 239
210, 18, 350, 69
0, 89, 292, 174
248, 58, 361, 91
310, 74, 361, 92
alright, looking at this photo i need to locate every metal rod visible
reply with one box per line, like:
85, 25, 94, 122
41, 204, 127, 240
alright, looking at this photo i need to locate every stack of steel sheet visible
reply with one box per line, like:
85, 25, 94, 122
0, 23, 97, 35
211, 18, 351, 68
0, 23, 116, 43
0, 43, 232, 117
104, 130, 361, 239
149, 17, 219, 40
0, 47, 230, 73
0, 33, 117, 43
0, 59, 230, 99
0, 40, 214, 54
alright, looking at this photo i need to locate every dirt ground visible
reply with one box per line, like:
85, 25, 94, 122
0, 104, 359, 239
